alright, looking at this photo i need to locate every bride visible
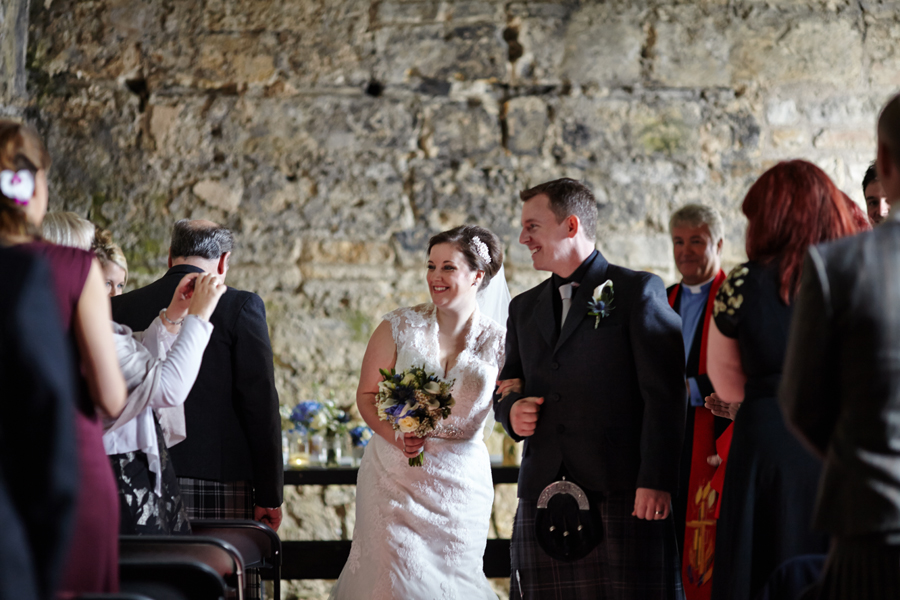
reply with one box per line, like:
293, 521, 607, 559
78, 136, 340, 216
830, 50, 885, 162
330, 225, 508, 600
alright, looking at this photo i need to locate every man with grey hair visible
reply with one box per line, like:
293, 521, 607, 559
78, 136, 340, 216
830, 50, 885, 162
112, 219, 282, 599
666, 204, 730, 597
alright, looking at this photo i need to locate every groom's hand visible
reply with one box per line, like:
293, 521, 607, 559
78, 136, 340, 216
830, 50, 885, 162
510, 396, 544, 437
632, 488, 671, 520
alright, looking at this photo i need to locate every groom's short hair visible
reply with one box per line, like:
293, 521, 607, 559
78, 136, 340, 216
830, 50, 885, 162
520, 178, 597, 241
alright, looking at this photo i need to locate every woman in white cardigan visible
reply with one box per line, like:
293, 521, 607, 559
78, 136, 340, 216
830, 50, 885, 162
43, 213, 225, 534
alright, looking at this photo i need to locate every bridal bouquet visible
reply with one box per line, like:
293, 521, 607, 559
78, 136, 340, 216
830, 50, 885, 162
375, 365, 455, 466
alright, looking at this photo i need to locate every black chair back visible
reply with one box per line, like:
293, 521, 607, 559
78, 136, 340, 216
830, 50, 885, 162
190, 519, 282, 599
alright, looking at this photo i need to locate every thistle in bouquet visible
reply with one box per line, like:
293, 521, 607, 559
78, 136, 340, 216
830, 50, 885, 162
375, 365, 455, 467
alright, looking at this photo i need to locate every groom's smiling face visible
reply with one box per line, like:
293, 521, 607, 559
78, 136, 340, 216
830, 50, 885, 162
520, 193, 573, 273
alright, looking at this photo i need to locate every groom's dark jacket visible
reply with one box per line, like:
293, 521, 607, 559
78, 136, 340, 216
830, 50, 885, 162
495, 251, 686, 500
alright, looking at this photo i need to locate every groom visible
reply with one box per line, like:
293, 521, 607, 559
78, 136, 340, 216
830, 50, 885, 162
495, 178, 686, 597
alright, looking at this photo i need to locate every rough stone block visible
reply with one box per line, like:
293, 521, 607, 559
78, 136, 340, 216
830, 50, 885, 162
425, 101, 502, 158
730, 17, 863, 88
652, 6, 731, 88
766, 99, 799, 126
554, 94, 703, 163
558, 5, 644, 87
504, 96, 548, 155
866, 21, 900, 89
193, 177, 243, 212
769, 128, 809, 150
374, 23, 506, 84
812, 128, 875, 150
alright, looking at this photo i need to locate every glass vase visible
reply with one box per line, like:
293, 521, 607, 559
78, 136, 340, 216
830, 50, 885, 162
287, 429, 311, 468
325, 434, 342, 467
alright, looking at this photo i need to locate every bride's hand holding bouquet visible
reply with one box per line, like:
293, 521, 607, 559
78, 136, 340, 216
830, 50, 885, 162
375, 365, 455, 466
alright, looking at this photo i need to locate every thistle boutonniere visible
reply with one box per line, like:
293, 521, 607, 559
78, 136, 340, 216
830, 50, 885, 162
587, 280, 615, 328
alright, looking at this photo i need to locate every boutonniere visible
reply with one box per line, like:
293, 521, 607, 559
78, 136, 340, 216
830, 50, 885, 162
587, 280, 615, 328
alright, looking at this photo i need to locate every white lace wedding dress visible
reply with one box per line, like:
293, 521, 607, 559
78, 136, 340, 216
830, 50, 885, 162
330, 303, 505, 600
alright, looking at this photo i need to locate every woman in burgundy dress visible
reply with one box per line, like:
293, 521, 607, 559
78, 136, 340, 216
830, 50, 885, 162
0, 120, 126, 597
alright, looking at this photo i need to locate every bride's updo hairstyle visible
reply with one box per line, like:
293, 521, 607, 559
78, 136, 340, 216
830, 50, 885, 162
427, 225, 503, 291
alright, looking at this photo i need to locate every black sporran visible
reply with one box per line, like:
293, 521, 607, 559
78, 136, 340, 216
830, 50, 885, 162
534, 479, 601, 561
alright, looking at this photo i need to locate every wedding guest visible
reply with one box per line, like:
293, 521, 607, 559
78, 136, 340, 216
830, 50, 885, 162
497, 178, 686, 598
0, 119, 126, 596
112, 219, 282, 599
667, 204, 731, 597
844, 191, 873, 232
42, 215, 225, 535
92, 228, 128, 296
779, 93, 900, 600
862, 161, 890, 226
42, 211, 95, 250
706, 160, 863, 600
0, 246, 77, 600
104, 271, 224, 535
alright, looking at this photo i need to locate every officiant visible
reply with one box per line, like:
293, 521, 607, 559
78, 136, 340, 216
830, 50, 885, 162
666, 204, 731, 598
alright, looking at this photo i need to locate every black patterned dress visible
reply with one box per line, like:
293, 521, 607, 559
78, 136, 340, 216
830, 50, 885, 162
110, 417, 191, 535
710, 262, 829, 600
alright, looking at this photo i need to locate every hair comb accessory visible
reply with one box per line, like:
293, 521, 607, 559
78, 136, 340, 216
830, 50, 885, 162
471, 236, 491, 264
0, 170, 35, 206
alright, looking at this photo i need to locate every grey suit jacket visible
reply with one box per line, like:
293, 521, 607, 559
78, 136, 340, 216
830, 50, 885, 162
780, 221, 900, 537
495, 251, 686, 500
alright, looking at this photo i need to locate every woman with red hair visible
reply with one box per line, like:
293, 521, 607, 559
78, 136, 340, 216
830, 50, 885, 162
705, 160, 863, 600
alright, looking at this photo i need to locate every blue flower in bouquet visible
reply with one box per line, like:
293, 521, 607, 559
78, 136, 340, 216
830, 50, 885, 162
383, 401, 411, 420
349, 426, 373, 448
290, 400, 322, 432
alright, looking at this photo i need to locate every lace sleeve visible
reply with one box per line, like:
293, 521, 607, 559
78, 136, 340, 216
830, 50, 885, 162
475, 317, 506, 372
381, 304, 432, 360
382, 307, 406, 346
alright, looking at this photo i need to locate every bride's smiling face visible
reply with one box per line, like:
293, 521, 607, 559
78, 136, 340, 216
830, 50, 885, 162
427, 243, 481, 309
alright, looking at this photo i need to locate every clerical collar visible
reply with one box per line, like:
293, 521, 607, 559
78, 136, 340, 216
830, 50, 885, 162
682, 273, 717, 295
553, 249, 599, 289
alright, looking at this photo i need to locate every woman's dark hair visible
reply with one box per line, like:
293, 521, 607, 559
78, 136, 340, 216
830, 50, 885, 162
0, 120, 51, 238
427, 225, 503, 290
743, 160, 862, 304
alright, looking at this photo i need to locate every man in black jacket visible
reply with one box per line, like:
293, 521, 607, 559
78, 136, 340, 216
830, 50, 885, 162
112, 220, 283, 537
780, 94, 900, 598
495, 179, 686, 598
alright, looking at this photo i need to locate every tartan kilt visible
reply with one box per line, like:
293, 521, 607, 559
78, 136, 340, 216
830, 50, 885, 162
510, 495, 685, 600
177, 478, 263, 600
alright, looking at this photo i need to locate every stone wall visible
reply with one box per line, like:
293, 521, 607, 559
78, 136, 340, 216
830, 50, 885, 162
18, 1, 900, 598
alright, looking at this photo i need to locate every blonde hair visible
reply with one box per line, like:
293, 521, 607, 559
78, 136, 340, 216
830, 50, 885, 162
41, 211, 96, 251
0, 119, 51, 238
92, 228, 128, 282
